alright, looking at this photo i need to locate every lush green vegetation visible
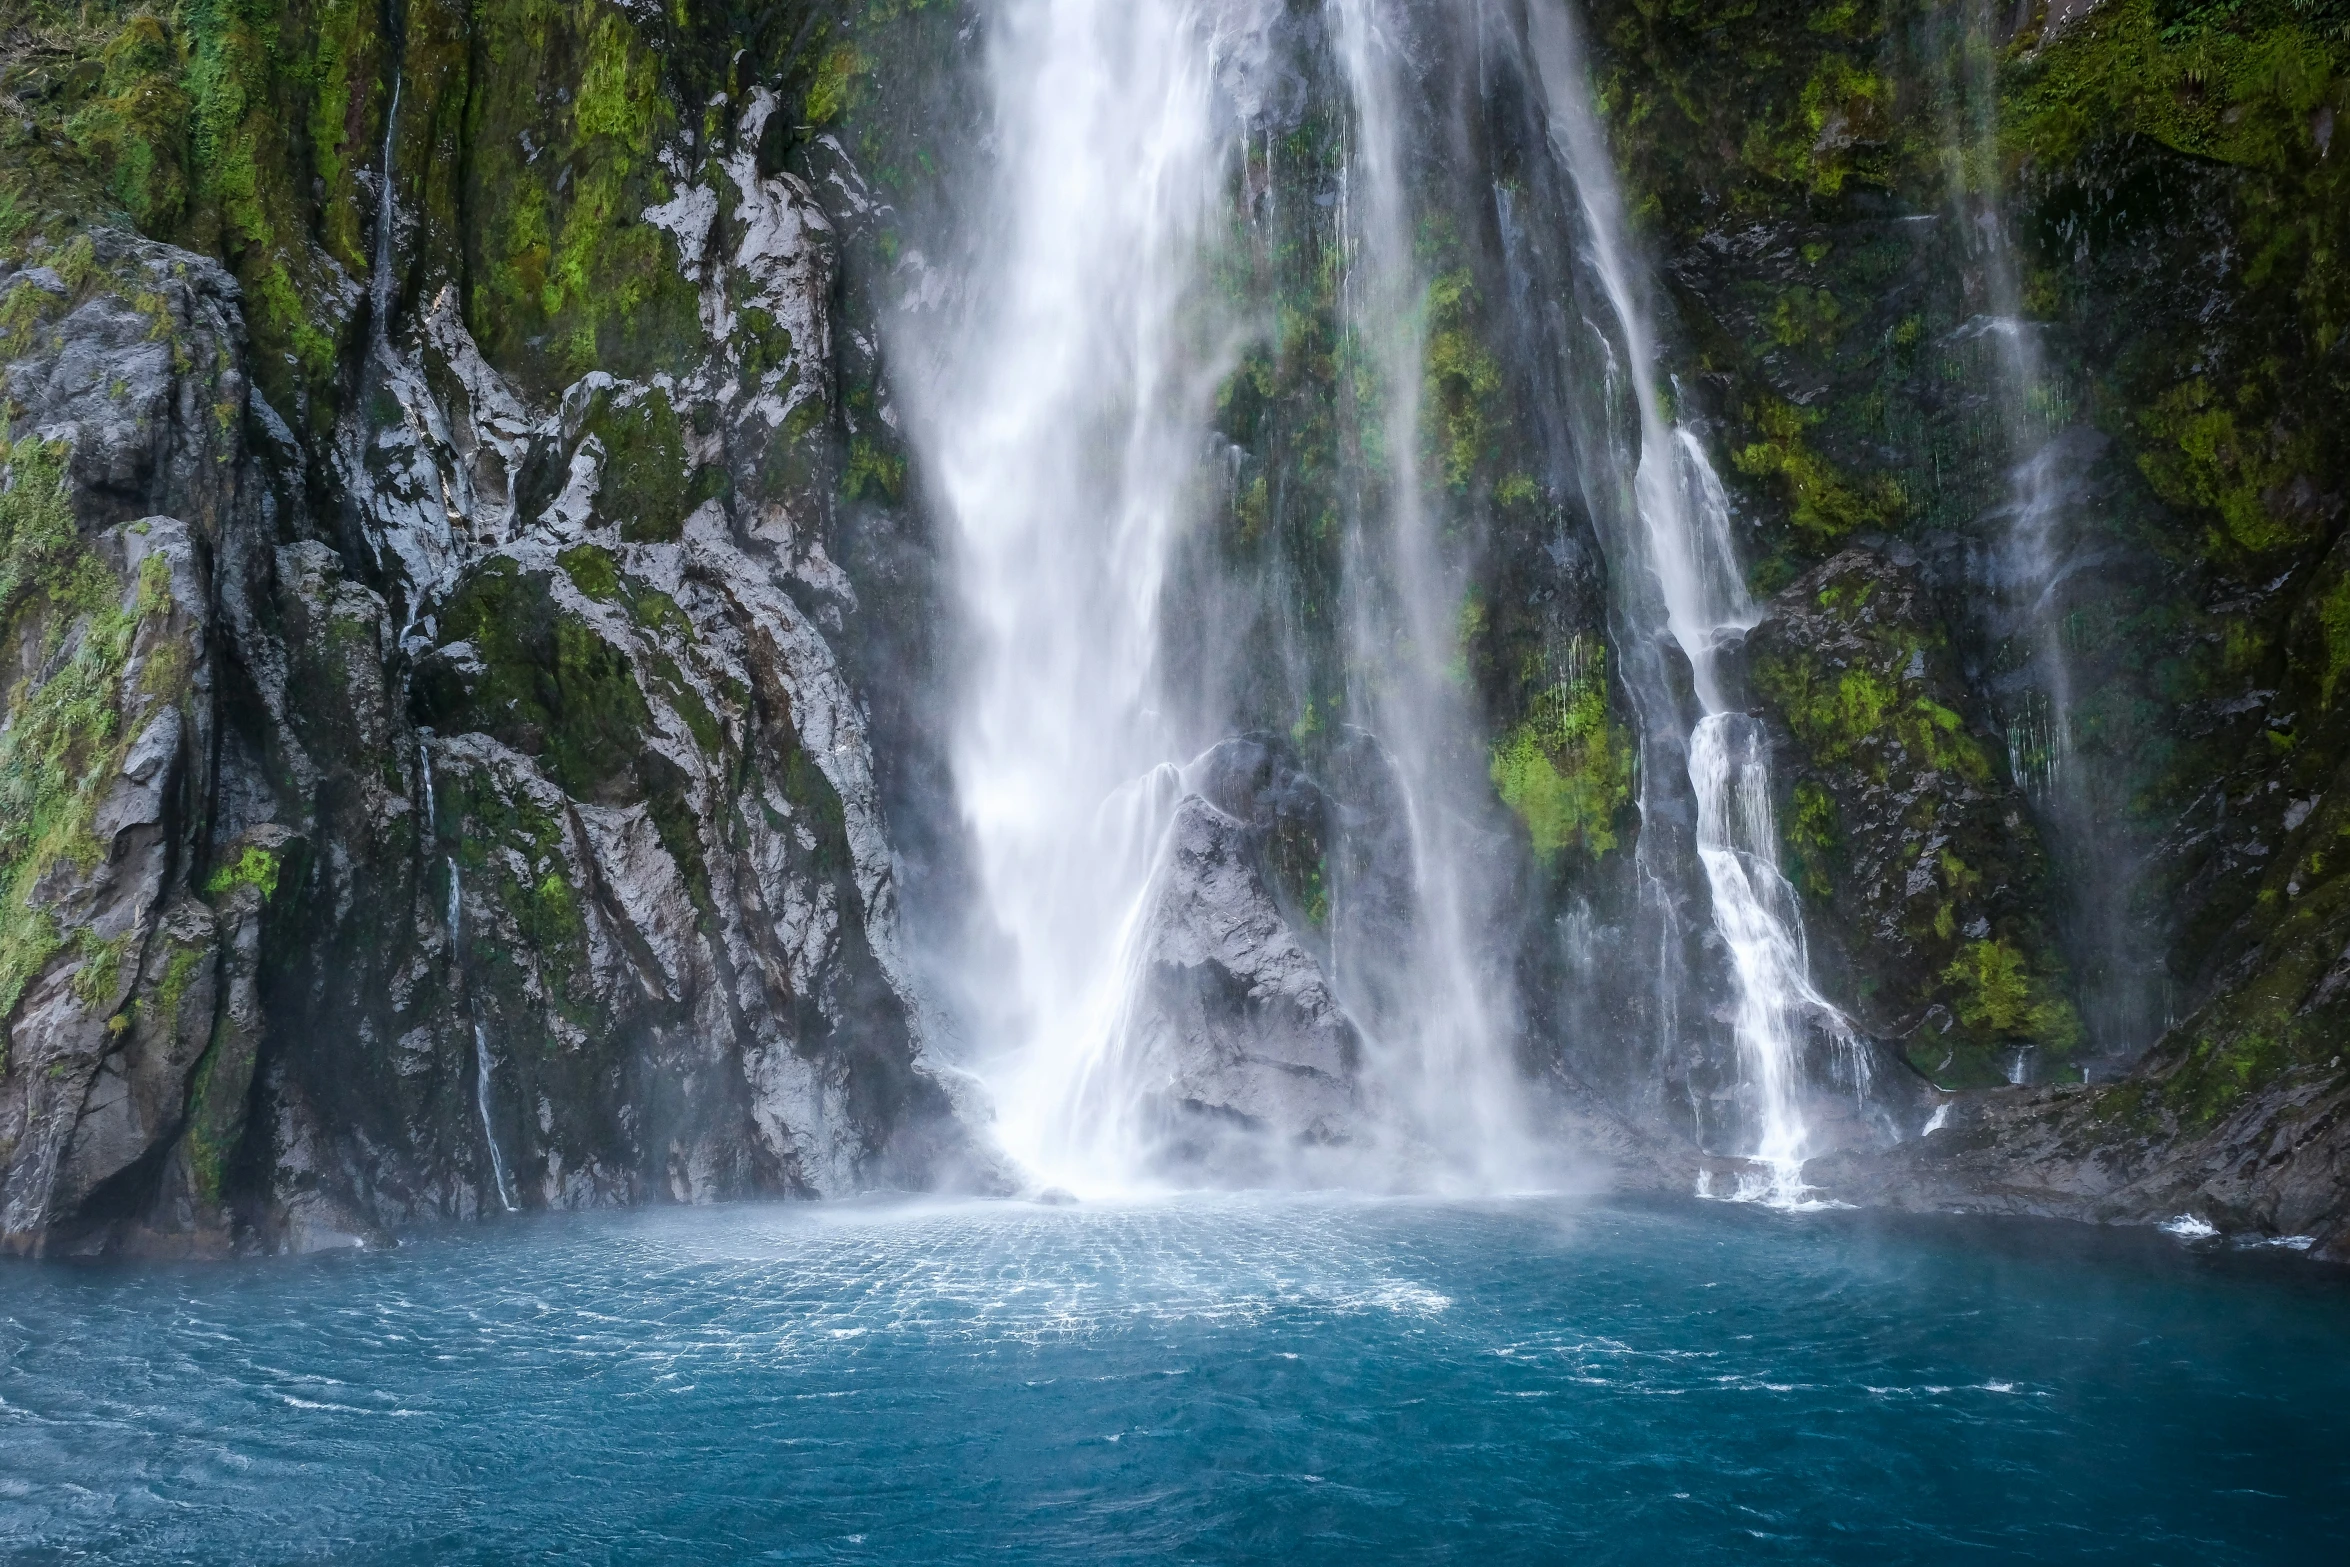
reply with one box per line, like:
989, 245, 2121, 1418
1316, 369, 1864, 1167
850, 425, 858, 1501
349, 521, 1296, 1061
0, 441, 177, 1042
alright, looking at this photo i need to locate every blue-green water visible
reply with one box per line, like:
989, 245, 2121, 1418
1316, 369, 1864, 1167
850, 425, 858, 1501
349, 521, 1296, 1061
1, 1195, 2344, 1564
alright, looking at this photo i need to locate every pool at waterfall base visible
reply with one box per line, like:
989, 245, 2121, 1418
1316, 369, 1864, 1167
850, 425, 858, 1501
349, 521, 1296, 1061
3, 1195, 2344, 1564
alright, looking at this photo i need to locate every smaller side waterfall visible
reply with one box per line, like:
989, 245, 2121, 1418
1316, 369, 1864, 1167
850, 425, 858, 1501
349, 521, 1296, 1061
369, 73, 404, 353
443, 821, 516, 1213
473, 1020, 518, 1214
1932, 0, 2157, 1067
1529, 0, 1851, 1199
1327, 0, 1540, 1187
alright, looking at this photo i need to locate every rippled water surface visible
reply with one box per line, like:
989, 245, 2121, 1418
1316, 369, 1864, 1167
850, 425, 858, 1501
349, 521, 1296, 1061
2, 1195, 2345, 1563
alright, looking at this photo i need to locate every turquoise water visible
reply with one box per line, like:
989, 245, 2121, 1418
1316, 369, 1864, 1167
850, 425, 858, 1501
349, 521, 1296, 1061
1, 1195, 2344, 1564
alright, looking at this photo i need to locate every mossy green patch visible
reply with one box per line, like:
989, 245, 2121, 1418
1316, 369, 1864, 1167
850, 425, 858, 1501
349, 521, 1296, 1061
578, 387, 718, 545
0, 442, 172, 1034
2136, 374, 2323, 560
430, 559, 652, 802
203, 842, 279, 901
1422, 268, 1503, 494
1785, 779, 1840, 899
1942, 937, 2081, 1047
804, 41, 865, 126
1752, 649, 1989, 785
1732, 397, 1905, 548
558, 543, 621, 602
67, 927, 134, 1016
1490, 638, 1634, 864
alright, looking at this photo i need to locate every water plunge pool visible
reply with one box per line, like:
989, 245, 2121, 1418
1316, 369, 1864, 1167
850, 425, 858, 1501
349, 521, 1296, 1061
3, 1194, 2343, 1563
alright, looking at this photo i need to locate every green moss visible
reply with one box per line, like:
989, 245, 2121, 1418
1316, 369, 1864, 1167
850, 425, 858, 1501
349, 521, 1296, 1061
203, 843, 279, 901
1732, 396, 1905, 547
0, 442, 166, 1031
2008, 0, 2347, 171
842, 434, 905, 503
60, 12, 194, 234
1421, 269, 1503, 494
1735, 51, 1894, 197
579, 388, 715, 544
467, 0, 697, 390
67, 927, 134, 1015
1490, 637, 1633, 863
151, 942, 204, 1030
1753, 649, 1990, 784
558, 543, 621, 602
2136, 374, 2322, 559
444, 764, 600, 1026
180, 0, 340, 412
182, 1035, 227, 1204
1765, 285, 1846, 352
805, 41, 866, 126
1942, 937, 2080, 1050
2319, 570, 2350, 707
1785, 779, 1840, 899
432, 559, 652, 801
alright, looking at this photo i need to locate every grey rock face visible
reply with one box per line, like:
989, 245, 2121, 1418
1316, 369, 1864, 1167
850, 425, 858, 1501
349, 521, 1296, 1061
1810, 1062, 2350, 1262
1737, 547, 2070, 1093
1124, 794, 1362, 1178
0, 129, 995, 1256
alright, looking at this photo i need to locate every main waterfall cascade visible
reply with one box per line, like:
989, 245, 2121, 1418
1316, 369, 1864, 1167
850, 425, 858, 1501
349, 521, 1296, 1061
901, 0, 1879, 1198
901, 0, 1257, 1191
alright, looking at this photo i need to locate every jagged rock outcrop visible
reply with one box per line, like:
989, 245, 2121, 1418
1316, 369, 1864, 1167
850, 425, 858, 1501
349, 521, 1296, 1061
1812, 1064, 2350, 1262
0, 25, 995, 1255
1123, 793, 1362, 1178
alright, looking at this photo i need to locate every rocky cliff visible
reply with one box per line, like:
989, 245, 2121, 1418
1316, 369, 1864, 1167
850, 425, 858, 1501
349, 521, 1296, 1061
2, 0, 2346, 1257
0, 0, 995, 1255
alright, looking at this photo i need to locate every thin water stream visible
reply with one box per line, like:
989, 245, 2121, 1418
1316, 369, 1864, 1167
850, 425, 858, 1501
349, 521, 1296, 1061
1526, 0, 1848, 1198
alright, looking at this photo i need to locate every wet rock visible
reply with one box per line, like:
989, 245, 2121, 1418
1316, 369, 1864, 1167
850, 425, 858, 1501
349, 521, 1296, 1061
1811, 1060, 2350, 1264
1740, 548, 2072, 1090
1126, 796, 1363, 1179
0, 82, 1001, 1255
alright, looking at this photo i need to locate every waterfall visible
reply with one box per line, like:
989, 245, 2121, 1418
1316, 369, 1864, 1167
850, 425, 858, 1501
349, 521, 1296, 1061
905, 0, 1273, 1190
907, 0, 1541, 1192
1327, 0, 1538, 1185
473, 1020, 518, 1214
370, 72, 404, 354
1527, 0, 1847, 1200
1933, 0, 2154, 1066
444, 855, 517, 1213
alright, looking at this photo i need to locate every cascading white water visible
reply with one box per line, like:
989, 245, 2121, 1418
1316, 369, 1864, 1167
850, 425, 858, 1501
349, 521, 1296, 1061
910, 0, 1542, 1194
1327, 0, 1539, 1186
1527, 0, 1847, 1200
443, 853, 516, 1213
473, 1019, 517, 1214
906, 0, 1276, 1191
1939, 2, 2079, 798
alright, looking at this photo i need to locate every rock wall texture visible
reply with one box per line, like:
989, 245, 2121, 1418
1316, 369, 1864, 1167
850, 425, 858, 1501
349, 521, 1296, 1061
0, 1, 996, 1256
1, 0, 2346, 1257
